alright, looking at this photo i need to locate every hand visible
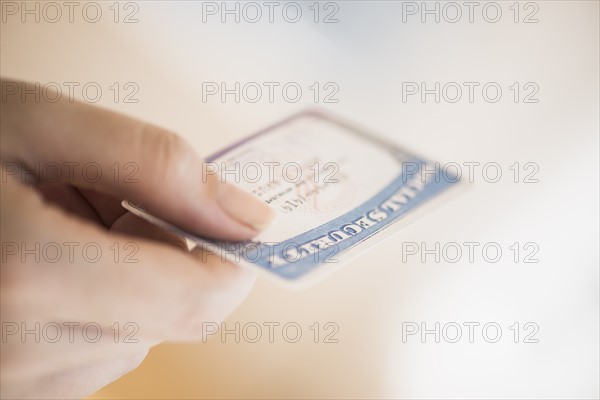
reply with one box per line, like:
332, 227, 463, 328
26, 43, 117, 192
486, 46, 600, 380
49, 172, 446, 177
0, 78, 274, 399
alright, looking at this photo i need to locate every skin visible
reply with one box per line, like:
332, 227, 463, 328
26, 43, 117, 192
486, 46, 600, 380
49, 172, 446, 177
0, 78, 274, 399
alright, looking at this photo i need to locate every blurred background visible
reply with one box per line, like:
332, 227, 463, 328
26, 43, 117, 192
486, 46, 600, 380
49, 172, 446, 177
1, 0, 598, 398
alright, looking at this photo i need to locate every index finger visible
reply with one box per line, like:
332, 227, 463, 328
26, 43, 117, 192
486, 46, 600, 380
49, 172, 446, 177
1, 177, 256, 342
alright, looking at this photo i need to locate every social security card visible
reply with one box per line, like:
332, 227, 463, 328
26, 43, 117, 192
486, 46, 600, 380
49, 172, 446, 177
123, 110, 459, 288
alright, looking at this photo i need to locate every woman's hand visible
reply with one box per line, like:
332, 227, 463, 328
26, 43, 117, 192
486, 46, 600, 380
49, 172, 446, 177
0, 78, 274, 399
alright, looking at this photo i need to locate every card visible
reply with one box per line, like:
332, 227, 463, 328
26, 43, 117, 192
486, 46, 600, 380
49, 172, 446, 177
123, 110, 460, 288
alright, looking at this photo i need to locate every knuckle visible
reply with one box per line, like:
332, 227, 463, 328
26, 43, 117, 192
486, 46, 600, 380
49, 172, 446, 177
170, 296, 215, 340
120, 349, 149, 373
0, 261, 42, 310
138, 126, 198, 189
169, 262, 256, 340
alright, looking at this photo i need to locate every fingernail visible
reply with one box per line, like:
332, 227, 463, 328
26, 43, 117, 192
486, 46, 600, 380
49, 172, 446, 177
218, 182, 275, 232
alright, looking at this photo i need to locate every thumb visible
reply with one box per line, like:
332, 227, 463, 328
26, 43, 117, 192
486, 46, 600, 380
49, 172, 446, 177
1, 78, 274, 240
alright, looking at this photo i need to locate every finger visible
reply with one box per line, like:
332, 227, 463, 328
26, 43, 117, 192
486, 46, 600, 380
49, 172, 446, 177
35, 184, 103, 225
0, 323, 155, 387
39, 350, 149, 399
75, 188, 128, 228
73, 187, 186, 246
1, 78, 274, 241
2, 178, 256, 343
76, 189, 188, 249
110, 211, 188, 251
1, 349, 149, 400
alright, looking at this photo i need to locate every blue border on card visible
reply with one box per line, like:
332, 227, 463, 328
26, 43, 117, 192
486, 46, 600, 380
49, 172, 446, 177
204, 111, 459, 281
